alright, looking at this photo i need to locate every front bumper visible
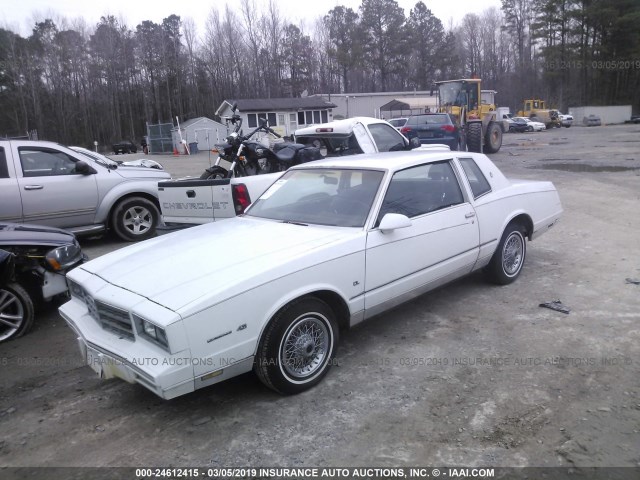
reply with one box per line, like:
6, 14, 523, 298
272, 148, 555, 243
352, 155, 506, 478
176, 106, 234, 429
59, 284, 196, 400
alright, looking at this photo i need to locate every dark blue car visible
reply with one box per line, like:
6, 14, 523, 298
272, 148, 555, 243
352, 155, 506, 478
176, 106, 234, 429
400, 113, 461, 150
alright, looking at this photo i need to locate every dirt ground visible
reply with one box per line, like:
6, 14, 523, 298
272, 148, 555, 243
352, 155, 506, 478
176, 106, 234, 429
0, 124, 639, 474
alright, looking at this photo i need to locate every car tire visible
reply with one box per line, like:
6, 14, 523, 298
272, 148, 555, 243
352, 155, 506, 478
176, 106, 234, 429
111, 196, 160, 242
485, 223, 527, 285
527, 126, 533, 132
200, 166, 229, 179
483, 122, 502, 153
466, 122, 483, 153
255, 297, 339, 395
0, 282, 35, 343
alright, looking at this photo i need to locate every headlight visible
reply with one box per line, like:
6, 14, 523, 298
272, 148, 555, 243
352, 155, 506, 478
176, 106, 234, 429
67, 278, 85, 299
46, 244, 83, 271
133, 314, 169, 350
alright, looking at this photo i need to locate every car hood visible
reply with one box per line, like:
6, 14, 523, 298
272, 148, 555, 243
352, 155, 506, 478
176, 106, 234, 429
114, 167, 170, 179
0, 222, 77, 247
78, 217, 359, 312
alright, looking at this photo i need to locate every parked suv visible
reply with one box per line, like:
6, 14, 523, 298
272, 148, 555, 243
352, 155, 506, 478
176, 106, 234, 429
401, 113, 461, 150
0, 140, 170, 241
112, 140, 137, 154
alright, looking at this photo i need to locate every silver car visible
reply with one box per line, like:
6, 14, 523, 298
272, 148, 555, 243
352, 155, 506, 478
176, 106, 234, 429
0, 140, 170, 241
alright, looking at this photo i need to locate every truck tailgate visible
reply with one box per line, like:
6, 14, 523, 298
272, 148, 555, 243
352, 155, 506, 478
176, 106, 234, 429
158, 178, 235, 225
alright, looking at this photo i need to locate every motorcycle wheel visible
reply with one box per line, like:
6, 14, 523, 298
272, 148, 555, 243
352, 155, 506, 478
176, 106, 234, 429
200, 166, 229, 179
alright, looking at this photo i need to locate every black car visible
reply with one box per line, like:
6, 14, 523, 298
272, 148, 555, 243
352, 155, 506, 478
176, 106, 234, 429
400, 113, 461, 150
0, 223, 86, 342
509, 117, 530, 133
112, 140, 138, 154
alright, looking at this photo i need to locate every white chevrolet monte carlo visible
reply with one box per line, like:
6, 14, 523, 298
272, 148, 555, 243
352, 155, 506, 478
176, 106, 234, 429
59, 150, 563, 399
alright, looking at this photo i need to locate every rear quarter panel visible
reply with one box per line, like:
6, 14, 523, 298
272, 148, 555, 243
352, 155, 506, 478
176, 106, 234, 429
458, 154, 562, 267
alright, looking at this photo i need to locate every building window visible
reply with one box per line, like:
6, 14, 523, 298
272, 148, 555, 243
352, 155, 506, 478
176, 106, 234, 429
247, 114, 258, 128
295, 110, 329, 126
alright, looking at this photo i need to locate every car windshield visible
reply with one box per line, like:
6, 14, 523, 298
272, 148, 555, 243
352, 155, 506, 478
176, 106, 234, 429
246, 168, 385, 227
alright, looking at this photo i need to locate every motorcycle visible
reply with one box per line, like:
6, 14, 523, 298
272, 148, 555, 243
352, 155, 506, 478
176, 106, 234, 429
201, 104, 322, 180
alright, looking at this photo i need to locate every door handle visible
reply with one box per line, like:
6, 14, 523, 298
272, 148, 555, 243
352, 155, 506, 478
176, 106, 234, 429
465, 212, 476, 219
186, 190, 196, 198
24, 185, 43, 190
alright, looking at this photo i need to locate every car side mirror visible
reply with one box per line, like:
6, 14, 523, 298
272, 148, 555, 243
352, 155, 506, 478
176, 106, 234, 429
75, 160, 97, 175
408, 137, 421, 150
379, 213, 412, 233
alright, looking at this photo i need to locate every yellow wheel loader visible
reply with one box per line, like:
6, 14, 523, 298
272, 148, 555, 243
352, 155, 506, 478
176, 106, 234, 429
435, 79, 502, 153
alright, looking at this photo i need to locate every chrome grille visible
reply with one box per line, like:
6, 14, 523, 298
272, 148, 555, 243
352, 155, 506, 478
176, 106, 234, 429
95, 301, 134, 340
70, 279, 134, 341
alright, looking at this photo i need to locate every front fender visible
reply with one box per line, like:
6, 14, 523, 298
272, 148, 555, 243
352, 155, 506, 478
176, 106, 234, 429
95, 180, 163, 223
254, 283, 353, 355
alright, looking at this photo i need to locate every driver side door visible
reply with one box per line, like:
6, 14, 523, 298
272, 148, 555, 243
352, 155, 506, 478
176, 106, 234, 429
14, 145, 99, 228
364, 160, 480, 318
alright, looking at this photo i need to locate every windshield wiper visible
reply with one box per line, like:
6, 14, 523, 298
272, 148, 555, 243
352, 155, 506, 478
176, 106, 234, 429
281, 220, 308, 226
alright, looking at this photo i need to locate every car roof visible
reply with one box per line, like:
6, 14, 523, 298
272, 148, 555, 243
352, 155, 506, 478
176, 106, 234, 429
289, 149, 472, 173
295, 117, 392, 136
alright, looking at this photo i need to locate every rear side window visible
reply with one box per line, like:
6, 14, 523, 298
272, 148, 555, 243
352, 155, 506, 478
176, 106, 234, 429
0, 148, 8, 178
459, 158, 491, 198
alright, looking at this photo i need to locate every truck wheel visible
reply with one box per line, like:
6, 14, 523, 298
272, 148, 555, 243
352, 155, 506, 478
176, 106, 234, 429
485, 223, 527, 285
255, 297, 339, 395
200, 166, 229, 179
111, 196, 160, 241
484, 122, 502, 153
467, 123, 482, 153
0, 283, 35, 343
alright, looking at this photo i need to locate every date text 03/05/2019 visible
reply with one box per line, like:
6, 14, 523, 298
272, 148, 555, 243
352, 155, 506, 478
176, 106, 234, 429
134, 467, 496, 478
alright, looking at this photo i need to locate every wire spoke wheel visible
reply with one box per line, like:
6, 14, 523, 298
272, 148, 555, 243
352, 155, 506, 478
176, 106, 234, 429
255, 297, 338, 394
281, 315, 329, 379
485, 223, 527, 285
502, 232, 524, 276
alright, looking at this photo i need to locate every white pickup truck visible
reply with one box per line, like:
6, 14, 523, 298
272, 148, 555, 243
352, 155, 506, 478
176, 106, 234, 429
159, 117, 430, 226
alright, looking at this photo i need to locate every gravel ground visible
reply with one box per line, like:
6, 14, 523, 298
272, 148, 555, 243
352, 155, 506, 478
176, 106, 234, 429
0, 124, 638, 475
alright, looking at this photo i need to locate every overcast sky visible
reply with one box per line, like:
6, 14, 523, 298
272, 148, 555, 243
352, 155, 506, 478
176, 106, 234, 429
1, 0, 501, 37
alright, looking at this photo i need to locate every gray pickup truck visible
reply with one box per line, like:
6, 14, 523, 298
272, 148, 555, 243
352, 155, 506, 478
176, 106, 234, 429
0, 140, 170, 241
